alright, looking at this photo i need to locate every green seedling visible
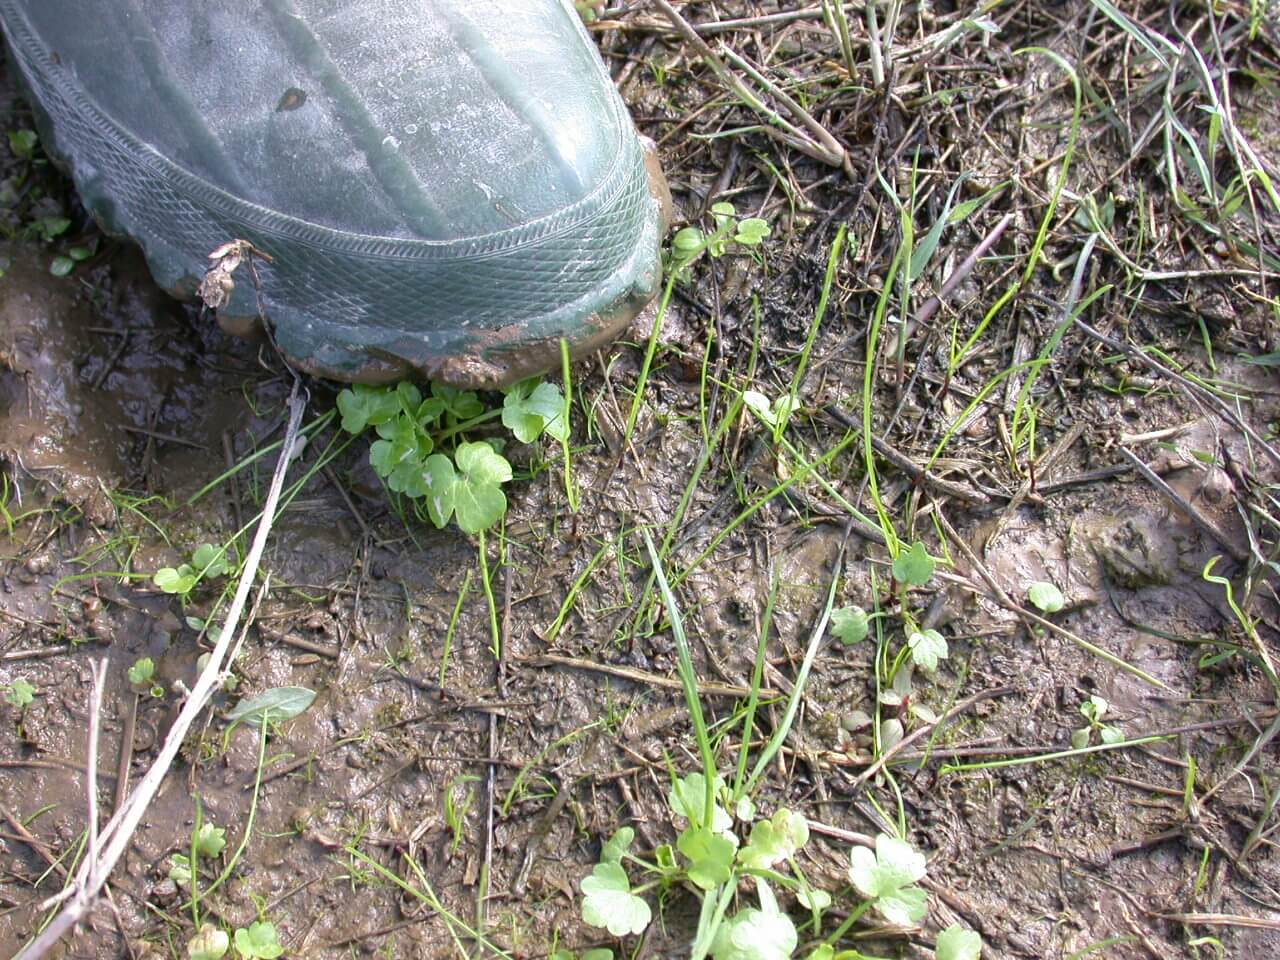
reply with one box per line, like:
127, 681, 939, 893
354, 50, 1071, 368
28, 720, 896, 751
670, 202, 770, 274
906, 629, 948, 673
186, 923, 230, 960
4, 678, 35, 709
1072, 695, 1123, 749
444, 774, 478, 856
709, 877, 797, 960
225, 686, 316, 731
935, 925, 983, 960
830, 606, 870, 646
580, 862, 652, 937
742, 390, 798, 432
127, 657, 165, 698
846, 833, 928, 925
1028, 581, 1066, 613
8, 128, 38, 160
233, 921, 283, 959
169, 853, 193, 887
154, 543, 235, 597
194, 822, 227, 858
891, 541, 935, 587
337, 377, 566, 535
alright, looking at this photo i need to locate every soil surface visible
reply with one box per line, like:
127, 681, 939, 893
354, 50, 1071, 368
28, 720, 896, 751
3, 4, 1280, 960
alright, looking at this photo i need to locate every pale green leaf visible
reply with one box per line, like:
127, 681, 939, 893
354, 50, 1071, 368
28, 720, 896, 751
580, 862, 651, 936
1027, 581, 1065, 613
936, 924, 983, 960
225, 686, 316, 729
830, 605, 869, 644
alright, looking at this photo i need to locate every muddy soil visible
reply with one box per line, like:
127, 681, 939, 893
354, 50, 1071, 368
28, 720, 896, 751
3, 4, 1280, 960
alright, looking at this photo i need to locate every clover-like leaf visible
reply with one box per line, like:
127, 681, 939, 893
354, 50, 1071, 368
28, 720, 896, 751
848, 834, 928, 925
795, 885, 831, 913
580, 861, 652, 937
5, 678, 36, 709
601, 826, 634, 864
734, 218, 771, 246
908, 629, 948, 672
192, 543, 230, 579
422, 453, 457, 528
1081, 694, 1108, 722
432, 383, 484, 420
233, 921, 283, 959
8, 129, 38, 159
893, 541, 936, 586
127, 657, 155, 687
667, 772, 732, 834
336, 384, 400, 434
452, 441, 511, 534
678, 826, 737, 890
1071, 727, 1092, 750
935, 924, 983, 960
154, 564, 197, 595
830, 605, 870, 645
710, 878, 797, 960
1100, 724, 1124, 745
502, 380, 568, 444
369, 415, 432, 495
194, 822, 226, 858
672, 226, 705, 255
1027, 581, 1065, 613
742, 390, 796, 430
187, 923, 229, 960
169, 853, 193, 886
740, 808, 809, 869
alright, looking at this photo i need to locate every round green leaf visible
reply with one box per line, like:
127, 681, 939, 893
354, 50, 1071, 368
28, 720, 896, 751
1027, 581, 1065, 613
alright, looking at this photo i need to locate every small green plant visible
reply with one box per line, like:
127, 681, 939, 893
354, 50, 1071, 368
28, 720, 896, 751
335, 378, 566, 535
186, 923, 230, 960
4, 677, 35, 709
846, 833, 928, 925
444, 774, 479, 856
669, 202, 770, 276
233, 921, 283, 959
127, 657, 165, 698
154, 543, 235, 598
1027, 581, 1066, 613
1072, 695, 1123, 749
194, 822, 227, 858
829, 606, 870, 645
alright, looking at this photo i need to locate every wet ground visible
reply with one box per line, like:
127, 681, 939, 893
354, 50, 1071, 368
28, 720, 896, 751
3, 3, 1280, 959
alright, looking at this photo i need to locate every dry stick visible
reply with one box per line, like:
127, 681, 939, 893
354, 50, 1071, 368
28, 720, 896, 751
83, 660, 107, 894
524, 652, 780, 699
840, 685, 1014, 791
650, 0, 848, 169
18, 385, 306, 960
1116, 447, 1248, 563
933, 508, 1170, 690
912, 212, 1014, 328
1073, 317, 1280, 472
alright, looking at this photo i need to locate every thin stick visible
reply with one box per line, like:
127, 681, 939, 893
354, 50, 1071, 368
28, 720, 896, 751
1073, 317, 1280, 471
1116, 447, 1248, 563
19, 383, 306, 960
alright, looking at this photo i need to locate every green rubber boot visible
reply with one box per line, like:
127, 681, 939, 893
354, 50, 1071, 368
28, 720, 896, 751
0, 0, 669, 387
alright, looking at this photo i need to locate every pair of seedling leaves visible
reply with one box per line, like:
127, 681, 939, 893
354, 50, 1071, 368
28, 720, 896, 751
579, 772, 815, 958
670, 201, 771, 274
153, 543, 233, 597
829, 542, 947, 672
336, 378, 567, 535
186, 921, 282, 960
579, 773, 974, 960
